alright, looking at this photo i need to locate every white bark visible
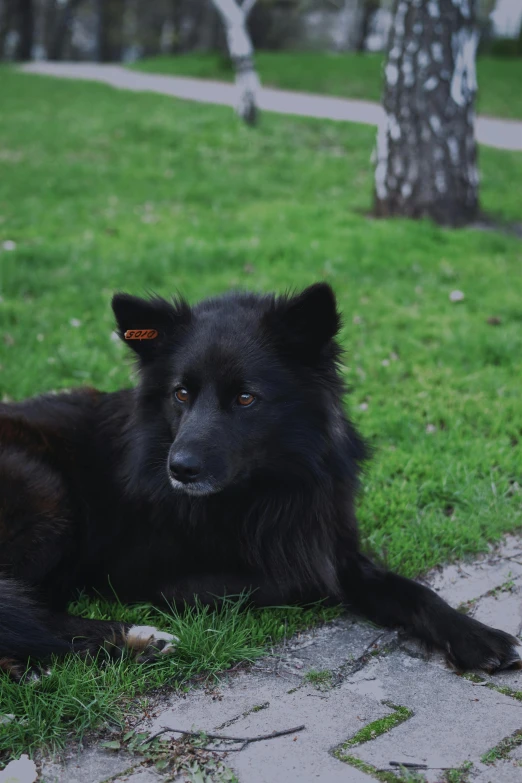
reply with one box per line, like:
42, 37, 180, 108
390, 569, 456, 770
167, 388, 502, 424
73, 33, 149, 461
242, 0, 258, 18
450, 27, 478, 106
374, 0, 479, 225
211, 0, 260, 125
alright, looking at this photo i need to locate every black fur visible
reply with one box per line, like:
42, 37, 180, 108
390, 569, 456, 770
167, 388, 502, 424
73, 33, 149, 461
0, 284, 520, 677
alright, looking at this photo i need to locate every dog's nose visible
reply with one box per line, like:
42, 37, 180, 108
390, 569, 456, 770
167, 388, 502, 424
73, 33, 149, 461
169, 452, 202, 484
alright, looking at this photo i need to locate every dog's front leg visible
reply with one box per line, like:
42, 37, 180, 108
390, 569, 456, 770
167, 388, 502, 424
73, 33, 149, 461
51, 613, 178, 663
339, 552, 521, 673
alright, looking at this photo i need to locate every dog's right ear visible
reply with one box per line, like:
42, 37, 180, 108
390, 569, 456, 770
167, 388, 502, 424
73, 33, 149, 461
265, 283, 341, 360
112, 293, 191, 361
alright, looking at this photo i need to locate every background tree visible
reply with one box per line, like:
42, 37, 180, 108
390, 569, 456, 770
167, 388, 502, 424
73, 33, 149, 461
374, 0, 479, 226
48, 0, 87, 60
211, 0, 260, 125
0, 0, 14, 58
96, 0, 125, 62
355, 0, 380, 52
15, 0, 34, 60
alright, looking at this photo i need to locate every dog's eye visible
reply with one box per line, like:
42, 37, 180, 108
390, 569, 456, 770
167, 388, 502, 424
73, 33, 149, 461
174, 387, 189, 403
237, 392, 255, 407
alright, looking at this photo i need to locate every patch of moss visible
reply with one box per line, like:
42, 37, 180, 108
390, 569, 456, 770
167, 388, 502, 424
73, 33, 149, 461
461, 672, 484, 684
493, 685, 522, 702
462, 672, 522, 702
336, 702, 413, 754
250, 702, 268, 713
335, 755, 429, 783
481, 728, 522, 764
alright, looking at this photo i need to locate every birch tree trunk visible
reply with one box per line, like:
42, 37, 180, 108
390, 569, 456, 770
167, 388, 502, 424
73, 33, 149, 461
211, 0, 260, 125
374, 0, 479, 226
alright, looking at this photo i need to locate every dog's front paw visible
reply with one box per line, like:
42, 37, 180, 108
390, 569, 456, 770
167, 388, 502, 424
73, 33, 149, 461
445, 618, 522, 673
125, 625, 178, 662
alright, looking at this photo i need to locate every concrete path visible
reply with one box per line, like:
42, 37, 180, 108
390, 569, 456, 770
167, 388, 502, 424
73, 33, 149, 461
20, 62, 522, 152
39, 535, 522, 783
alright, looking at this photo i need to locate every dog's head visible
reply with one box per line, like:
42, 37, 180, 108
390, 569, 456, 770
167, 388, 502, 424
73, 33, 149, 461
113, 284, 344, 497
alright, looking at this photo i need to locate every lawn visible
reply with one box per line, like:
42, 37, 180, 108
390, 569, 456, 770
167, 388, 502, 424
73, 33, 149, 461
0, 69, 521, 761
131, 51, 522, 120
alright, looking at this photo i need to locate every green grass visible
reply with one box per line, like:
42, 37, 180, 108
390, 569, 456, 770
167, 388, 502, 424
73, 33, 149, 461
131, 51, 522, 120
0, 69, 521, 760
481, 729, 522, 764
0, 595, 339, 761
303, 668, 334, 690
444, 763, 473, 783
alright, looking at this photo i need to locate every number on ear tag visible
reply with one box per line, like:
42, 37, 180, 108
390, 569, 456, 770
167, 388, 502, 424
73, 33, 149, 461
124, 329, 158, 341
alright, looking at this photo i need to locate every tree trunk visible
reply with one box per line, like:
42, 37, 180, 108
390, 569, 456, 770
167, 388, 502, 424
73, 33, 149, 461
211, 0, 260, 126
374, 0, 479, 226
0, 0, 15, 59
96, 0, 125, 62
42, 0, 58, 59
175, 0, 206, 53
356, 1, 379, 53
171, 0, 183, 53
15, 0, 34, 60
48, 0, 86, 60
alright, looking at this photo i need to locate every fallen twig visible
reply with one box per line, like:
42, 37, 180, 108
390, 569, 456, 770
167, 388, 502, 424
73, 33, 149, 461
141, 723, 306, 752
388, 763, 461, 771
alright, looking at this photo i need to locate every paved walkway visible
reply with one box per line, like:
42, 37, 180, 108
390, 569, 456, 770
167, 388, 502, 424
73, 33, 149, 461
36, 535, 522, 783
21, 62, 522, 152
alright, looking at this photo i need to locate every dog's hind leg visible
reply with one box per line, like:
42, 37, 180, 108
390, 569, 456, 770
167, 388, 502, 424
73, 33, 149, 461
339, 553, 521, 673
0, 578, 177, 679
0, 578, 71, 679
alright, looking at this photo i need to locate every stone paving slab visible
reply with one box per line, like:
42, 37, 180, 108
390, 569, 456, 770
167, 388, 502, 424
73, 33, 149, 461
427, 555, 522, 608
146, 673, 386, 783
495, 535, 522, 561
474, 755, 522, 783
472, 586, 522, 639
484, 670, 522, 693
251, 615, 384, 679
19, 62, 522, 152
511, 744, 522, 761
32, 534, 522, 782
40, 748, 135, 783
346, 651, 522, 782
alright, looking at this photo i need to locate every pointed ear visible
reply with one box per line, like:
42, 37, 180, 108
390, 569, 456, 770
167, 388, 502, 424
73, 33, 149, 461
112, 293, 191, 361
266, 283, 341, 357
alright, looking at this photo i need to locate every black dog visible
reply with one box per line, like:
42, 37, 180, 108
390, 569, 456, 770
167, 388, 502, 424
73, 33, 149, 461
0, 284, 520, 678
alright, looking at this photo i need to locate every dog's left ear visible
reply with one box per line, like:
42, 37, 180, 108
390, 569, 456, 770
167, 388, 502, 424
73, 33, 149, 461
112, 293, 191, 362
269, 283, 341, 355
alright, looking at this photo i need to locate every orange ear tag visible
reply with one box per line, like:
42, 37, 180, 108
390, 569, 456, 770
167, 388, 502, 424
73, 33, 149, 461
124, 329, 158, 341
